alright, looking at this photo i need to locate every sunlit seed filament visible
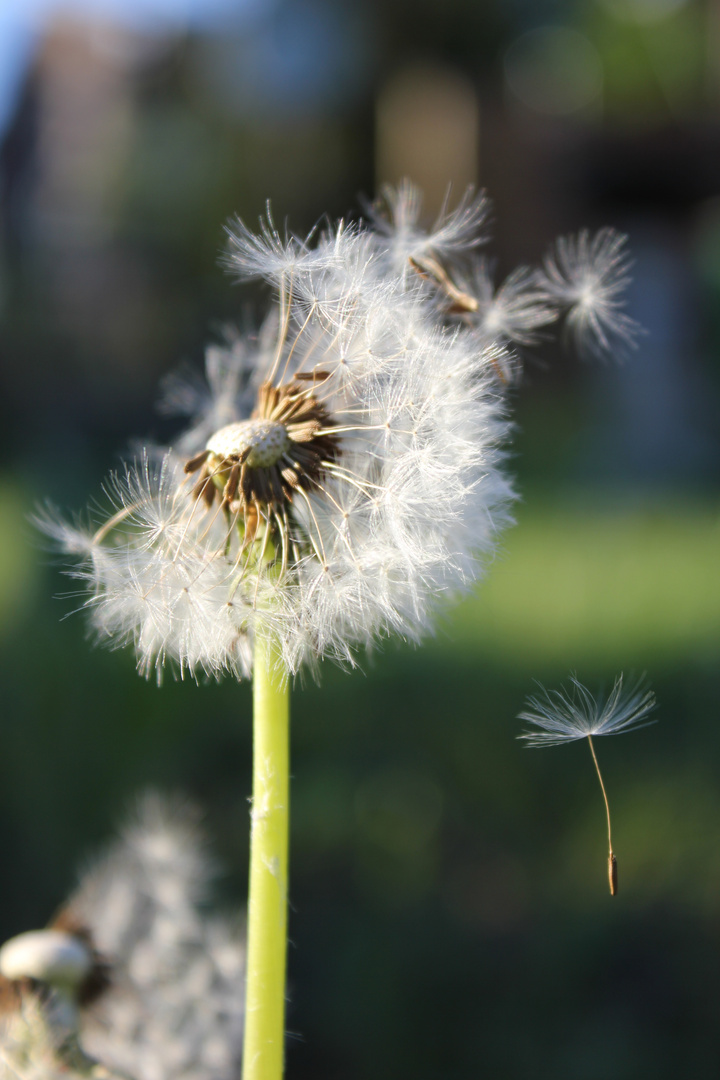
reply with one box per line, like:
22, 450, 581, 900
587, 734, 617, 898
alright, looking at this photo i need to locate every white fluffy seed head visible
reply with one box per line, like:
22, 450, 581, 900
206, 419, 290, 467
40, 183, 638, 681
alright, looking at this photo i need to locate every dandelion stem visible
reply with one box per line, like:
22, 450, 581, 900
587, 734, 617, 896
243, 634, 290, 1080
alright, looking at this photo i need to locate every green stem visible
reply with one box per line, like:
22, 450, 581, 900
243, 634, 290, 1080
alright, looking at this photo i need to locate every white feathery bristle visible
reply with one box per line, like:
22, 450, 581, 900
370, 180, 490, 273
518, 674, 657, 748
469, 261, 558, 348
223, 210, 310, 284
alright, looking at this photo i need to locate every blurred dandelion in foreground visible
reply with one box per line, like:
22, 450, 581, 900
0, 795, 245, 1080
518, 675, 657, 895
0, 925, 112, 1080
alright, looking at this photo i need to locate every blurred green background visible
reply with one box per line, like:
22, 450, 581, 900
1, 0, 720, 1077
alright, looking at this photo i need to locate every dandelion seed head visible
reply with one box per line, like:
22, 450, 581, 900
41, 184, 639, 681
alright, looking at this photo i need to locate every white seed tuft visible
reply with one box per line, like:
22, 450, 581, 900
518, 674, 657, 748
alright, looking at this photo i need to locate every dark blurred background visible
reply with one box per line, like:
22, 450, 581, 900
1, 0, 720, 1077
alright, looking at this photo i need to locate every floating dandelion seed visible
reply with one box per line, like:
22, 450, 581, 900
534, 228, 642, 359
518, 675, 657, 895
